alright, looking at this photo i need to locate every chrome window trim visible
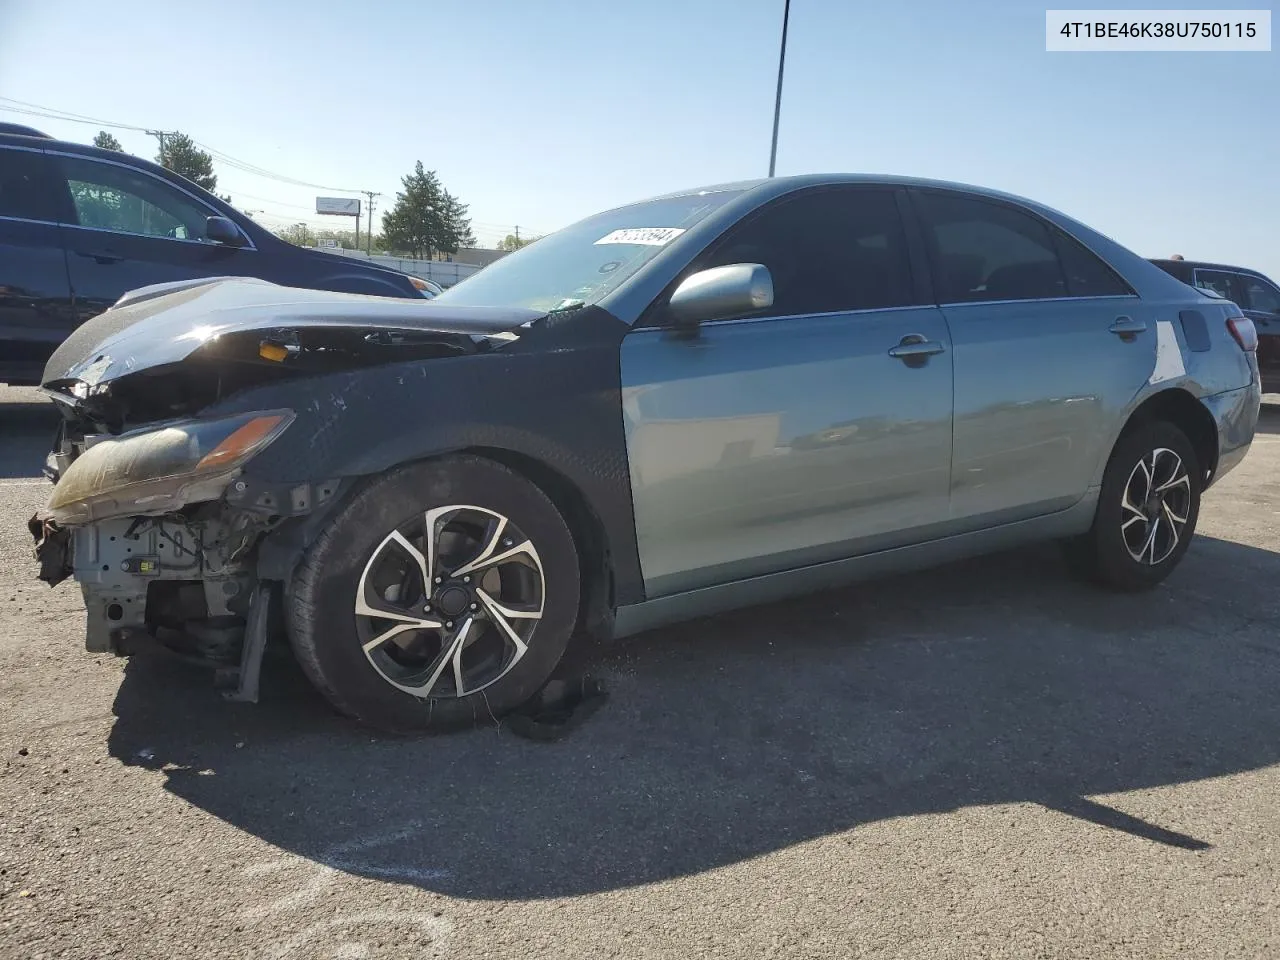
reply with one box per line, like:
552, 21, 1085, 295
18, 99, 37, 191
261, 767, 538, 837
0, 143, 46, 155
45, 148, 257, 251
58, 220, 258, 251
937, 294, 1141, 308
0, 213, 58, 227
635, 294, 1142, 332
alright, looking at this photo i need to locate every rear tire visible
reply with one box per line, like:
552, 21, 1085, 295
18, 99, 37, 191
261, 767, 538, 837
289, 455, 581, 733
1063, 421, 1202, 592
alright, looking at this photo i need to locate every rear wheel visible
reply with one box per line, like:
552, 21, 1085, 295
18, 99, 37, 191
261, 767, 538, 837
290, 455, 581, 732
1064, 421, 1202, 591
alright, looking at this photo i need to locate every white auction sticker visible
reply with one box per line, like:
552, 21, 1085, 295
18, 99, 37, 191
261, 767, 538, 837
1046, 10, 1271, 51
594, 228, 686, 246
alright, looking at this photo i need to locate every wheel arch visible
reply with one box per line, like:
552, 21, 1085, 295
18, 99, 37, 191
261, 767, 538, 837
1115, 388, 1219, 483
462, 445, 618, 645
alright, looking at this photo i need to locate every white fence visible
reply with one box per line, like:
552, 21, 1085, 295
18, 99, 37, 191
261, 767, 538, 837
319, 248, 483, 287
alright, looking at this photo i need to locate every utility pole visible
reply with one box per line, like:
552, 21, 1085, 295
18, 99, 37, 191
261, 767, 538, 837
145, 129, 177, 165
767, 0, 792, 178
361, 191, 380, 255
514, 225, 520, 244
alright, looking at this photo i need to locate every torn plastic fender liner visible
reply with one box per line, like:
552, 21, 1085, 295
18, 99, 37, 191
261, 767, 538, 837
29, 516, 72, 586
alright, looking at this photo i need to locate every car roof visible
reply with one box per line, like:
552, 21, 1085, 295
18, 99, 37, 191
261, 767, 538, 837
1151, 257, 1266, 275
643, 173, 1063, 208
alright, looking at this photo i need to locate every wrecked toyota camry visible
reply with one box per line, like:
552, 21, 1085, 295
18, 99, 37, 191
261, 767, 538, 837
30, 175, 1260, 732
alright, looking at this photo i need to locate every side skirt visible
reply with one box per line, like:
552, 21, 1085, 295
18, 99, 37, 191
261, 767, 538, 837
610, 489, 1100, 639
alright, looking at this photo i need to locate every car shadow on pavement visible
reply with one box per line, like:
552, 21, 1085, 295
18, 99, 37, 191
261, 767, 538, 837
106, 534, 1280, 900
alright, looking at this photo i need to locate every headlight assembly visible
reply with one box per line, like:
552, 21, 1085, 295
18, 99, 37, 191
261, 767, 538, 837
45, 411, 294, 525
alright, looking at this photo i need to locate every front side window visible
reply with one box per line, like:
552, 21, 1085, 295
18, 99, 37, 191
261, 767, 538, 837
1240, 275, 1280, 315
0, 148, 60, 222
915, 191, 1068, 303
1192, 269, 1240, 302
56, 156, 213, 241
694, 187, 917, 317
433, 189, 745, 312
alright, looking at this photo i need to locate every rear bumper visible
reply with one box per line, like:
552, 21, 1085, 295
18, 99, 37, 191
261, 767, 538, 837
1203, 380, 1262, 487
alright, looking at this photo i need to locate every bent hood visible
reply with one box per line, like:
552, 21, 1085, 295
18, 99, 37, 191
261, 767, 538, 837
43, 276, 542, 389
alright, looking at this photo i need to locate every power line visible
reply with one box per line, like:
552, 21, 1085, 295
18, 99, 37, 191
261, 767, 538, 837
0, 96, 366, 193
0, 97, 148, 132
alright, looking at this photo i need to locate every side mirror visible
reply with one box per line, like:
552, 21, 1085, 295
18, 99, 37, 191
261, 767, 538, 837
668, 263, 774, 327
206, 216, 246, 247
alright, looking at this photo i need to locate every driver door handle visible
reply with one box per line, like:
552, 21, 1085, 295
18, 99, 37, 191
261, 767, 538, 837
74, 249, 124, 265
888, 334, 946, 361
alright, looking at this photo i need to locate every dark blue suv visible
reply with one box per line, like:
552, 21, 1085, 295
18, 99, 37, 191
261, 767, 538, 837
0, 127, 428, 385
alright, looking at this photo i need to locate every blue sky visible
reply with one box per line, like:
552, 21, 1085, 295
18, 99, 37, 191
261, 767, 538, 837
1, 0, 1276, 275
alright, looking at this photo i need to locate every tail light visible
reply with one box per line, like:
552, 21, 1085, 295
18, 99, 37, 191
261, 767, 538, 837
1227, 316, 1258, 352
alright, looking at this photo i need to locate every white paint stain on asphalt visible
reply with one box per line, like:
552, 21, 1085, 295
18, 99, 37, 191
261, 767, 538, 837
238, 824, 453, 958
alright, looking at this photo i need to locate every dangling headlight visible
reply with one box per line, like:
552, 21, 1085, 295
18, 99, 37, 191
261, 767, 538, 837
44, 411, 294, 525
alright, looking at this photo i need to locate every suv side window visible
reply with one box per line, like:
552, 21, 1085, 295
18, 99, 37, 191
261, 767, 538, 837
1192, 269, 1240, 302
696, 187, 917, 318
1240, 274, 1280, 315
915, 191, 1068, 303
55, 155, 213, 241
0, 148, 62, 222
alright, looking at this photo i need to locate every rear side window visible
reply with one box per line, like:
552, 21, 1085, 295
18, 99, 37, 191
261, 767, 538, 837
698, 187, 917, 317
914, 191, 1067, 303
0, 148, 61, 222
1052, 229, 1133, 297
1241, 275, 1280, 315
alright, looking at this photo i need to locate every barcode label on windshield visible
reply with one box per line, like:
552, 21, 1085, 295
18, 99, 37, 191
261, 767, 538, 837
594, 228, 686, 246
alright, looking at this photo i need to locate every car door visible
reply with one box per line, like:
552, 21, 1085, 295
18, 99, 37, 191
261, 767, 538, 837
620, 186, 954, 598
50, 152, 256, 323
909, 189, 1153, 527
1234, 272, 1280, 386
0, 144, 76, 383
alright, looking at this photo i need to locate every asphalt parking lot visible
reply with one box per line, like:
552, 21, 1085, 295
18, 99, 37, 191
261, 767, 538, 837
4, 385, 1280, 959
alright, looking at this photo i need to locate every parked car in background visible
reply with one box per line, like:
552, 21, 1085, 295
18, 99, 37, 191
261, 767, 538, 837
31, 175, 1260, 733
1151, 257, 1280, 391
0, 129, 434, 385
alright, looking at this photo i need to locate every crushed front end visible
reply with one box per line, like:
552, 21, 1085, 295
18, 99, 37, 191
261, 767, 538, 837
29, 403, 313, 698
27, 277, 534, 701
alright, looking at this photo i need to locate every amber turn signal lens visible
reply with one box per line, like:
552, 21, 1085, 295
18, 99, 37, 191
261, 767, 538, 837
259, 341, 289, 362
195, 415, 287, 471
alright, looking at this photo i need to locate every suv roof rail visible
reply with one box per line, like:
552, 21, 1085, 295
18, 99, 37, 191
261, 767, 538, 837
0, 122, 53, 138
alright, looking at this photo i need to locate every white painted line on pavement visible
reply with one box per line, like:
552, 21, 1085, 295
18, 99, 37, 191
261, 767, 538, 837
0, 478, 48, 487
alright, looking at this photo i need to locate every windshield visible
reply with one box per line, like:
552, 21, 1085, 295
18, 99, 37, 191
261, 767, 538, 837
434, 190, 745, 311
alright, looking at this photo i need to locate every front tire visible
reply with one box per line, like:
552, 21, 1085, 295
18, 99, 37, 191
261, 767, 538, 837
289, 455, 581, 732
1064, 421, 1202, 592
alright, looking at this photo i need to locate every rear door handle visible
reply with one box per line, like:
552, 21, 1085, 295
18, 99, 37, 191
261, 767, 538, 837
74, 249, 124, 264
888, 334, 946, 362
1109, 316, 1147, 337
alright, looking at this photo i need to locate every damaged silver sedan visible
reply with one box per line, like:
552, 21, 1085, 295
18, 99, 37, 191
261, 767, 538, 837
30, 175, 1261, 732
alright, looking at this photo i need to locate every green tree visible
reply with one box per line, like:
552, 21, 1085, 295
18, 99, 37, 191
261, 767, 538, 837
441, 190, 476, 253
381, 161, 475, 259
92, 130, 123, 151
274, 223, 314, 247
496, 233, 542, 252
382, 162, 445, 259
157, 132, 219, 193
